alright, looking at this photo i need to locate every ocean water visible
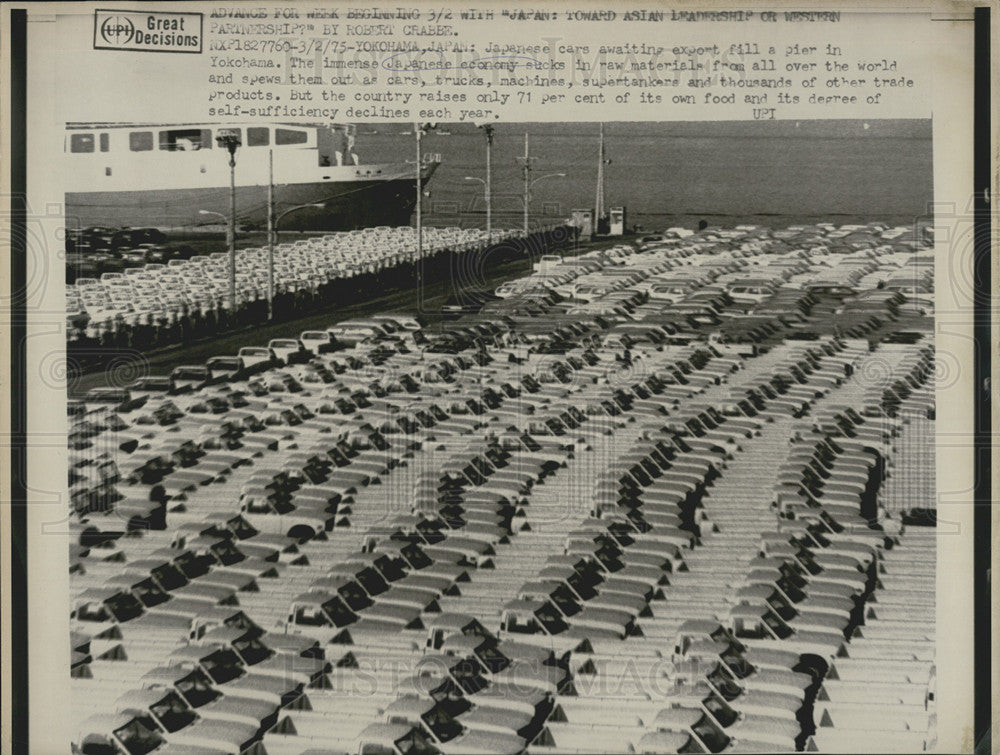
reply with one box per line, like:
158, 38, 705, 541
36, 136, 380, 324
357, 120, 933, 232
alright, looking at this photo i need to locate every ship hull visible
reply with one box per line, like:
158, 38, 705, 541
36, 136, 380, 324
64, 167, 437, 233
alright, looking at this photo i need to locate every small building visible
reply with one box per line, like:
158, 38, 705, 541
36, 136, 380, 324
570, 209, 594, 238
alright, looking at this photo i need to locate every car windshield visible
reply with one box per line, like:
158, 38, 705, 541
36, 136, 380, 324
550, 585, 582, 617
212, 540, 244, 566
176, 668, 222, 708
718, 642, 755, 679
462, 465, 486, 486
795, 549, 824, 576
429, 675, 465, 704
321, 595, 358, 628
132, 579, 169, 608
767, 590, 798, 622
776, 575, 807, 603
483, 447, 505, 466
373, 555, 406, 582
449, 658, 489, 695
272, 340, 298, 348
228, 517, 258, 539
394, 726, 442, 755
421, 704, 465, 743
176, 552, 211, 580
778, 560, 809, 585
534, 601, 569, 635
150, 691, 197, 733
762, 607, 794, 639
475, 642, 511, 673
401, 543, 433, 570
593, 543, 624, 573
105, 592, 145, 622
806, 527, 832, 548
601, 400, 621, 416
566, 571, 597, 599
692, 713, 731, 753
356, 567, 389, 596
706, 662, 743, 701
471, 456, 493, 476
233, 635, 274, 665
338, 580, 372, 610
702, 692, 739, 728
201, 649, 244, 684
113, 716, 166, 755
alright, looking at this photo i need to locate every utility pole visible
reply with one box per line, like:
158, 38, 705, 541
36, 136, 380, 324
267, 148, 274, 320
483, 124, 493, 242
228, 150, 236, 311
415, 124, 423, 289
412, 123, 438, 292
517, 131, 537, 236
522, 131, 529, 236
215, 129, 241, 313
596, 122, 606, 232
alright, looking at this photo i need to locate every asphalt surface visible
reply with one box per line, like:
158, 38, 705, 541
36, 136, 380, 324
72, 235, 612, 395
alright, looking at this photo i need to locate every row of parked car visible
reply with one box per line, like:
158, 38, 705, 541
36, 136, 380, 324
67, 221, 936, 754
67, 225, 516, 328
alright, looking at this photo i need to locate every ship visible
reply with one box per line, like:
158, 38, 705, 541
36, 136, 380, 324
63, 122, 439, 232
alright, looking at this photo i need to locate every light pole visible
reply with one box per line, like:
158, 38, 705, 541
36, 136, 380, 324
269, 203, 324, 319
412, 123, 436, 290
516, 132, 537, 236
215, 129, 241, 312
479, 124, 494, 242
267, 149, 274, 320
415, 124, 422, 287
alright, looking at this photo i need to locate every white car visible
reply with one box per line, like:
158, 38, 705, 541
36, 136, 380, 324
327, 325, 382, 346
237, 346, 276, 371
728, 284, 776, 304
267, 339, 310, 365
371, 313, 422, 332
533, 254, 563, 273
647, 283, 691, 302
494, 282, 524, 298
299, 331, 337, 355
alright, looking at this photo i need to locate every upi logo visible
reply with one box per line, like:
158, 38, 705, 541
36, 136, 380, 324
99, 15, 135, 45
93, 9, 203, 53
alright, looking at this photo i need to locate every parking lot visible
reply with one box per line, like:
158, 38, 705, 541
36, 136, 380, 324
67, 225, 536, 369
68, 221, 936, 754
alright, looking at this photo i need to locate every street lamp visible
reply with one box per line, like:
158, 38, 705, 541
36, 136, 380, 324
268, 203, 324, 320
215, 129, 241, 312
